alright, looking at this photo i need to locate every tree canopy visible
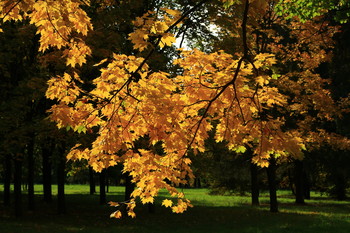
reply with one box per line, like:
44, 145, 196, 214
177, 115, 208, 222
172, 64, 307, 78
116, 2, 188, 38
1, 0, 349, 218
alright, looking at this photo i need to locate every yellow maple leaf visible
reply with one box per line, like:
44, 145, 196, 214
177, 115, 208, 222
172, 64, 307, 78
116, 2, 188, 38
108, 201, 120, 207
162, 199, 173, 207
160, 33, 176, 48
110, 210, 122, 219
162, 8, 181, 17
128, 210, 136, 218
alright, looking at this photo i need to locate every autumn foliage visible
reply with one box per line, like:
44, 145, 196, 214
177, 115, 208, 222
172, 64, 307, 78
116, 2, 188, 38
1, 0, 349, 217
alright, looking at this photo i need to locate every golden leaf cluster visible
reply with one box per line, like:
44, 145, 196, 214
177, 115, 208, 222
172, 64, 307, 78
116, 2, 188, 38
0, 0, 92, 67
1, 0, 348, 218
128, 8, 181, 51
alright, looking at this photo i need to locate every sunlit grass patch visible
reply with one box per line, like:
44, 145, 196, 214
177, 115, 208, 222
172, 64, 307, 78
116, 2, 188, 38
1, 185, 349, 233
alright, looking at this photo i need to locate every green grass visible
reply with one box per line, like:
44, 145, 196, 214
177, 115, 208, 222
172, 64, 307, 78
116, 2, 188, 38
1, 185, 349, 233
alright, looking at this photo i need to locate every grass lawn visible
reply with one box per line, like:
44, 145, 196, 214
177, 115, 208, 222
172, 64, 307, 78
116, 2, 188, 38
0, 185, 349, 233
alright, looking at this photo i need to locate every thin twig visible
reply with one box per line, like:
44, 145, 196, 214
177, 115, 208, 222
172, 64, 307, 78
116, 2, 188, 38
46, 7, 70, 44
0, 0, 22, 23
183, 0, 251, 156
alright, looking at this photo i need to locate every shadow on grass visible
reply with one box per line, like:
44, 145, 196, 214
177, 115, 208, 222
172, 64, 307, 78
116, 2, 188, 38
0, 192, 349, 233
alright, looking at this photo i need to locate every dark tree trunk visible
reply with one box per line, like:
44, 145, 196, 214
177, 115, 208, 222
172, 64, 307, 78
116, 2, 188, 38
250, 163, 260, 206
3, 154, 12, 206
121, 172, 135, 216
99, 169, 106, 205
57, 146, 66, 214
294, 160, 305, 204
89, 166, 96, 195
14, 157, 23, 217
194, 178, 201, 188
288, 169, 296, 196
27, 137, 35, 210
304, 173, 311, 199
148, 203, 155, 214
124, 172, 134, 202
266, 157, 278, 212
42, 142, 52, 203
334, 175, 347, 200
106, 168, 109, 193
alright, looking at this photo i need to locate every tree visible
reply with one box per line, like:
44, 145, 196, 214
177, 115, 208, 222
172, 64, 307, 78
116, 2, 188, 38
0, 19, 42, 216
1, 0, 349, 217
41, 138, 54, 203
275, 0, 350, 23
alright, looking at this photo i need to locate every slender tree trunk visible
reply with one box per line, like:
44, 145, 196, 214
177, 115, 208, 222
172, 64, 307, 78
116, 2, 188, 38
266, 157, 278, 212
3, 154, 11, 206
121, 172, 135, 216
124, 172, 134, 202
294, 160, 305, 204
99, 169, 106, 205
288, 169, 296, 196
250, 163, 260, 206
89, 166, 96, 195
27, 137, 35, 210
194, 178, 201, 188
304, 172, 311, 199
334, 174, 346, 200
148, 203, 155, 214
42, 142, 52, 203
106, 168, 109, 193
14, 157, 23, 217
57, 146, 66, 214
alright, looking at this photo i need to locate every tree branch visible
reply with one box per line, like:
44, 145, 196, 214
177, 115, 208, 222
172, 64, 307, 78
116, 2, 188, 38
183, 0, 251, 156
0, 0, 22, 23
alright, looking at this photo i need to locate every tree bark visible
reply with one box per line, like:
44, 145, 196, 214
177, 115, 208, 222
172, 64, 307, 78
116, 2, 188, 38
27, 137, 35, 210
106, 168, 109, 193
194, 178, 201, 188
294, 160, 305, 204
14, 157, 23, 217
121, 172, 135, 216
124, 172, 134, 202
89, 166, 96, 195
334, 174, 346, 200
57, 145, 66, 214
3, 154, 11, 206
266, 157, 278, 212
250, 163, 260, 206
42, 142, 52, 203
99, 169, 106, 205
148, 203, 155, 214
304, 173, 311, 199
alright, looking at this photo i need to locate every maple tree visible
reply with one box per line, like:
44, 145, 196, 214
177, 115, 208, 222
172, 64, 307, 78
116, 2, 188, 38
1, 0, 350, 217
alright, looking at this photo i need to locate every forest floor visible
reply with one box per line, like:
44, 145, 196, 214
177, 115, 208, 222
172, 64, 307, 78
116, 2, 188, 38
0, 185, 349, 233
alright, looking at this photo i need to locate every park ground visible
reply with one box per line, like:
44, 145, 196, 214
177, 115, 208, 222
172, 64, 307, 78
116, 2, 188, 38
0, 185, 349, 233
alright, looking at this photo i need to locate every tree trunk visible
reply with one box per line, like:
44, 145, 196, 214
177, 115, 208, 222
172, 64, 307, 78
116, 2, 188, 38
148, 203, 155, 214
121, 172, 135, 216
334, 174, 346, 200
42, 142, 52, 203
250, 163, 260, 206
89, 166, 96, 195
3, 154, 11, 206
57, 147, 66, 214
124, 172, 134, 202
304, 173, 311, 199
266, 157, 278, 212
294, 160, 305, 204
99, 169, 106, 205
14, 157, 23, 217
27, 137, 35, 210
106, 168, 109, 193
194, 178, 201, 188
